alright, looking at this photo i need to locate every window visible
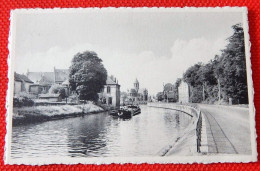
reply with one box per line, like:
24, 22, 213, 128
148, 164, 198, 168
107, 86, 111, 93
108, 97, 112, 105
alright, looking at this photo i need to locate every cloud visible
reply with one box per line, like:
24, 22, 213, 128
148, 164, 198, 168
15, 43, 96, 74
16, 37, 227, 96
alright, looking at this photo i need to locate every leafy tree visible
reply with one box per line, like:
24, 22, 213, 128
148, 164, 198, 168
173, 78, 182, 102
48, 84, 62, 94
180, 23, 248, 104
220, 23, 248, 104
48, 84, 67, 99
156, 92, 164, 101
69, 51, 107, 101
183, 63, 203, 87
183, 63, 203, 103
59, 88, 67, 99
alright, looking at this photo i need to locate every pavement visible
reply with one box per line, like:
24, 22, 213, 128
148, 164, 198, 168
198, 104, 252, 155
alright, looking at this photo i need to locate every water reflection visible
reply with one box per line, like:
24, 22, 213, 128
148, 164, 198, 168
11, 105, 192, 158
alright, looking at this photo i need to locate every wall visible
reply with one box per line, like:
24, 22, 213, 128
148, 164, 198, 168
24, 82, 33, 93
178, 81, 189, 103
103, 85, 120, 107
39, 97, 60, 102
14, 81, 22, 95
29, 85, 40, 95
147, 102, 199, 118
147, 102, 206, 154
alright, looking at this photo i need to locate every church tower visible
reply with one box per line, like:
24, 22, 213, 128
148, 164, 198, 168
134, 78, 139, 93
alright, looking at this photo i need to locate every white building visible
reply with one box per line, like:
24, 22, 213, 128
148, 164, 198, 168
178, 80, 189, 103
99, 76, 121, 107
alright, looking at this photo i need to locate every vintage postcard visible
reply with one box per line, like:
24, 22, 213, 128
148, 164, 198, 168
5, 7, 257, 165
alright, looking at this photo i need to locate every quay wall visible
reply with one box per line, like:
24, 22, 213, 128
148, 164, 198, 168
147, 102, 205, 155
147, 102, 200, 118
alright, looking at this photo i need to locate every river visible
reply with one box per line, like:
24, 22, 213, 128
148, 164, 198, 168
11, 105, 192, 159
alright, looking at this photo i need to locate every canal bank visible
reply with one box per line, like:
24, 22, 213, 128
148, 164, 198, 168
12, 103, 105, 126
148, 102, 207, 156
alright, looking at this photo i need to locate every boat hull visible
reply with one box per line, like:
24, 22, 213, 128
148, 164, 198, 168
118, 109, 132, 119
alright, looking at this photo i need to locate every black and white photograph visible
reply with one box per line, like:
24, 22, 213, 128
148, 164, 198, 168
5, 7, 257, 164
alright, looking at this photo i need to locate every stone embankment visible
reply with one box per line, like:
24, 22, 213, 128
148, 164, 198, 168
147, 102, 208, 156
13, 104, 105, 126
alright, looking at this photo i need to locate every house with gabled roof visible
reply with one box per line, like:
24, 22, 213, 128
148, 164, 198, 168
14, 72, 34, 95
26, 67, 121, 105
99, 76, 120, 107
26, 67, 69, 95
54, 68, 70, 84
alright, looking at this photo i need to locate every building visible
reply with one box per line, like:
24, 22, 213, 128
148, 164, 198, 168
163, 83, 175, 102
27, 67, 69, 95
99, 76, 121, 107
14, 72, 34, 95
125, 79, 148, 102
27, 68, 121, 106
178, 80, 190, 103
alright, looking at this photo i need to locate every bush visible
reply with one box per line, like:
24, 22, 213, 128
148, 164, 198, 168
48, 84, 67, 99
13, 96, 34, 107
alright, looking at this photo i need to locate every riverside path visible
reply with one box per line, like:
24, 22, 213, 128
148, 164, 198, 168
198, 104, 252, 154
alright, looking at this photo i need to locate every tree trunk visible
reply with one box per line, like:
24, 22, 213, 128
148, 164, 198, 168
218, 78, 221, 103
202, 83, 205, 102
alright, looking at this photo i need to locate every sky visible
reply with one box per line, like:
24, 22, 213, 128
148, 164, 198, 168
13, 9, 243, 95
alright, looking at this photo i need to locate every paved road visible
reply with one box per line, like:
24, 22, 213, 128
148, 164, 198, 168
198, 104, 252, 154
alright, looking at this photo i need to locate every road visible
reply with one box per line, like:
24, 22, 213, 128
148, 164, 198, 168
198, 104, 252, 154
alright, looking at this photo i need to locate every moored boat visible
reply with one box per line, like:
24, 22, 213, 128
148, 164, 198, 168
127, 105, 141, 116
117, 105, 141, 119
118, 107, 132, 119
109, 109, 119, 116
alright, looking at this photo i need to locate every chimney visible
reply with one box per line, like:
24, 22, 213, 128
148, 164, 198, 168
26, 69, 29, 76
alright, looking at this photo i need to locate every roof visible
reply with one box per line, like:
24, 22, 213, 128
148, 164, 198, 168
39, 94, 60, 98
38, 75, 54, 85
106, 76, 119, 85
130, 88, 137, 94
27, 72, 55, 83
14, 72, 34, 83
54, 69, 69, 82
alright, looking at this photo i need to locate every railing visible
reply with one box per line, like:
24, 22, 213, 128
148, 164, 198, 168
196, 111, 202, 153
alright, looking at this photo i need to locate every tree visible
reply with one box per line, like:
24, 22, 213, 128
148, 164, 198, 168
172, 78, 182, 102
220, 23, 248, 104
48, 84, 67, 99
183, 63, 203, 87
156, 92, 164, 101
69, 51, 107, 101
183, 63, 203, 103
180, 23, 248, 104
